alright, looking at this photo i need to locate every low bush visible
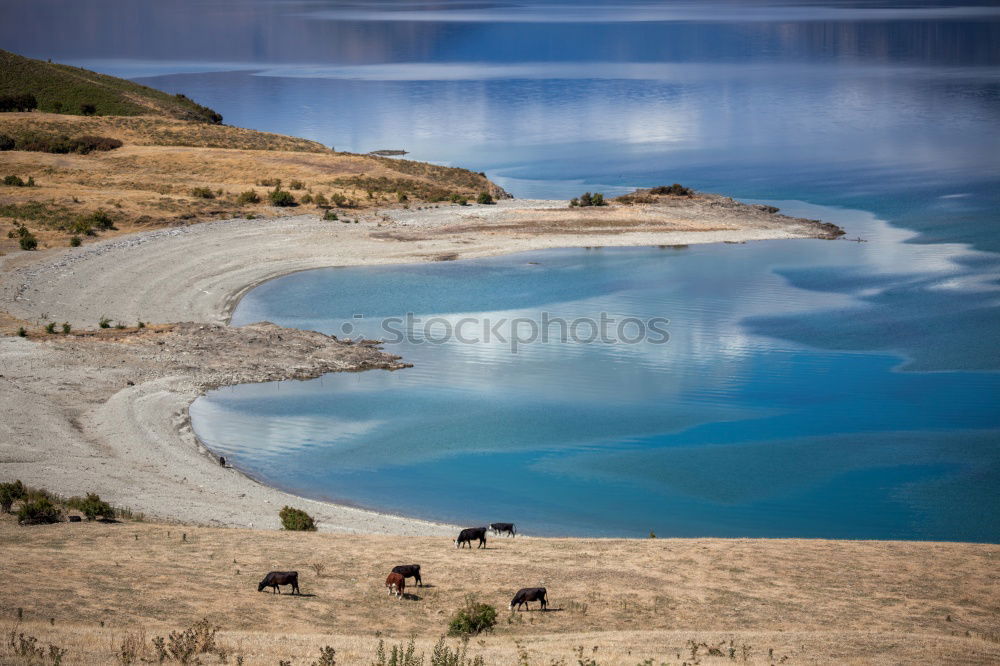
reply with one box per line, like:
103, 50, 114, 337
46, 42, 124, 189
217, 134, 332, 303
17, 496, 61, 525
650, 183, 692, 196
570, 192, 606, 207
11, 133, 123, 154
279, 506, 316, 531
99, 316, 111, 328
45, 322, 56, 334
0, 133, 14, 150
17, 327, 26, 337
447, 595, 497, 636
476, 192, 494, 205
19, 231, 37, 251
300, 193, 313, 204
61, 322, 71, 334
289, 180, 305, 190
68, 492, 114, 520
236, 190, 260, 205
69, 236, 81, 247
322, 210, 339, 221
3, 174, 33, 186
0, 93, 37, 112
151, 618, 220, 663
0, 480, 26, 513
313, 193, 329, 208
80, 103, 97, 116
269, 188, 296, 207
64, 209, 116, 236
190, 187, 215, 199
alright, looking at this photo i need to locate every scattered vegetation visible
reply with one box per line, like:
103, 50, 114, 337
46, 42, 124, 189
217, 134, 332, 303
66, 493, 115, 521
447, 596, 497, 637
476, 192, 494, 205
99, 316, 111, 328
8, 223, 38, 250
569, 192, 606, 207
3, 174, 35, 186
279, 506, 316, 531
2, 626, 68, 665
0, 49, 223, 122
151, 618, 221, 663
2, 131, 123, 154
650, 183, 692, 196
189, 187, 215, 199
322, 210, 339, 221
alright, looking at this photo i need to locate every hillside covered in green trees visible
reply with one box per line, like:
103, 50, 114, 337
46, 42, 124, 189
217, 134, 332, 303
0, 49, 222, 123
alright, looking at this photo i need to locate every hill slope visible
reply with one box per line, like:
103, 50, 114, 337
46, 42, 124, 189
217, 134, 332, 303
0, 49, 222, 122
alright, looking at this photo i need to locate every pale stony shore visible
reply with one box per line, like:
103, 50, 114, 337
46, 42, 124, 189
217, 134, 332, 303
0, 198, 842, 533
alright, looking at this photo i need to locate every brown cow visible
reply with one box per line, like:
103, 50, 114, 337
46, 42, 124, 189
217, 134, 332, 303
385, 572, 405, 599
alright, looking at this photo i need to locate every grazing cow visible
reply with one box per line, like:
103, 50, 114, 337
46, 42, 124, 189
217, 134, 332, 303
454, 527, 488, 549
391, 564, 423, 587
257, 571, 300, 594
510, 587, 547, 611
385, 572, 405, 599
490, 522, 516, 537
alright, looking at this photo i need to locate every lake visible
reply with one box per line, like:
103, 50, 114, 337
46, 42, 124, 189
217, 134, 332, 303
7, 0, 998, 539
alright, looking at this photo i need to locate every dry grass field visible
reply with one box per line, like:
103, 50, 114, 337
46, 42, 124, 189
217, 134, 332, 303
0, 113, 499, 253
1, 516, 997, 664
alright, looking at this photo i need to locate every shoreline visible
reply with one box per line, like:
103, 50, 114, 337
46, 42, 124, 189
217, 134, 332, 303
1, 197, 845, 535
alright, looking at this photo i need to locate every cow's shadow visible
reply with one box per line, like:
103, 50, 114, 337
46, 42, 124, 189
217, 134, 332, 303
416, 584, 436, 589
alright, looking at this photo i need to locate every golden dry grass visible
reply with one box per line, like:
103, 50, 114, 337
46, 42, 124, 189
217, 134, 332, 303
1, 516, 997, 664
0, 113, 497, 253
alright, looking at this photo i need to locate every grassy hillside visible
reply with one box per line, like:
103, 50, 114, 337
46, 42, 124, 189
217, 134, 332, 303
0, 515, 997, 664
0, 49, 222, 123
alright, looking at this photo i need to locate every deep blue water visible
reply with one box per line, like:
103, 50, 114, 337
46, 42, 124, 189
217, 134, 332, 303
7, 1, 998, 539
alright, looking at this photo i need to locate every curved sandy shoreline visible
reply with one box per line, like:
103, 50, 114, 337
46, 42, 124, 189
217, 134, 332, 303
0, 199, 841, 534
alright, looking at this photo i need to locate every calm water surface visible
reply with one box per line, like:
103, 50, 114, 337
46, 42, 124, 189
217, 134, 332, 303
7, 1, 998, 538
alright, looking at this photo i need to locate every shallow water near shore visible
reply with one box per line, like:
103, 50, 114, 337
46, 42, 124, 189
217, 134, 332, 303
190, 201, 1000, 540
8, 0, 998, 538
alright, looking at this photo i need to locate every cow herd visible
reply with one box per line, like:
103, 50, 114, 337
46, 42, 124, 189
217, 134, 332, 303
257, 522, 550, 611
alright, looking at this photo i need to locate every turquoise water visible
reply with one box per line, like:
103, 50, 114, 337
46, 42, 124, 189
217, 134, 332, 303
8, 1, 998, 538
190, 202, 1000, 539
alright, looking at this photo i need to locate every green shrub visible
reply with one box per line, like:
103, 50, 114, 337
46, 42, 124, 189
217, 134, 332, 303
79, 103, 97, 116
11, 133, 122, 154
17, 496, 61, 525
0, 93, 37, 112
236, 190, 260, 205
397, 191, 409, 203
570, 192, 606, 207
322, 210, 338, 221
190, 187, 215, 199
447, 596, 497, 636
279, 506, 316, 531
311, 646, 337, 666
66, 209, 116, 236
0, 480, 26, 513
289, 180, 305, 190
313, 193, 329, 208
45, 322, 56, 334
19, 232, 37, 250
0, 133, 14, 151
650, 183, 692, 196
61, 322, 71, 334
17, 327, 26, 337
69, 236, 81, 247
3, 174, 25, 186
269, 188, 296, 207
68, 493, 114, 521
300, 193, 313, 204
99, 316, 111, 329
476, 192, 494, 205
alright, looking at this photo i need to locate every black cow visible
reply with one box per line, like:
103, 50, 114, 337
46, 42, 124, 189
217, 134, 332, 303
455, 527, 487, 549
391, 564, 423, 586
490, 522, 516, 537
257, 571, 300, 594
510, 587, 547, 611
